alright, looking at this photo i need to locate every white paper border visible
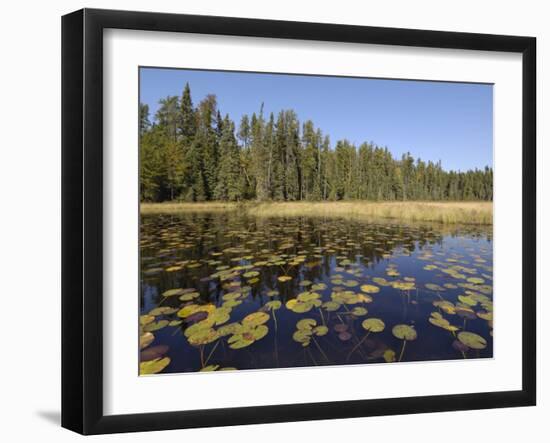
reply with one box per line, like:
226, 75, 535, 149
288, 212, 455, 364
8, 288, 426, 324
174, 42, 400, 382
103, 29, 522, 415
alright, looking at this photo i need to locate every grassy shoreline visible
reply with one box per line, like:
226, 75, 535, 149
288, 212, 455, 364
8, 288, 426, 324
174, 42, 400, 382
140, 201, 492, 225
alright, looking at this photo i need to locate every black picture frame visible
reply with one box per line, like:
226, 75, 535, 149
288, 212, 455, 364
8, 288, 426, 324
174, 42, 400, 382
62, 8, 536, 435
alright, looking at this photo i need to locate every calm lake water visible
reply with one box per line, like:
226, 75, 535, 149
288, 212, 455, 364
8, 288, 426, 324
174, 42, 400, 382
139, 212, 493, 375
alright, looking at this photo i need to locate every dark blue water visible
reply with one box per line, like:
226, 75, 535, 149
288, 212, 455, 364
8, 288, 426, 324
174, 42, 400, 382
139, 213, 493, 374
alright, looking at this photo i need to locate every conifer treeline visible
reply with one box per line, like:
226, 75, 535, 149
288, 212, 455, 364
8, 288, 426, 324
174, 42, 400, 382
140, 83, 493, 202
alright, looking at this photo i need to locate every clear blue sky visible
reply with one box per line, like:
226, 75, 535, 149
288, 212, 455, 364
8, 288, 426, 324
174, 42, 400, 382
140, 67, 493, 171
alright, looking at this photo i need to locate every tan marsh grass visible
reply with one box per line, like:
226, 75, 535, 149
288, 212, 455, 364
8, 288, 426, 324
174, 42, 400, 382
141, 201, 492, 225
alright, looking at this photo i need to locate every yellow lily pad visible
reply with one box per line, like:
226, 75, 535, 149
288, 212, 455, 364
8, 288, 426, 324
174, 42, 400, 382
297, 318, 317, 331
360, 284, 380, 294
139, 332, 155, 349
313, 325, 328, 336
383, 349, 396, 362
140, 314, 155, 326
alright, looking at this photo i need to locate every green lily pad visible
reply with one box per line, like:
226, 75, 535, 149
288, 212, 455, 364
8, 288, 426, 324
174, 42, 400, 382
351, 306, 368, 316
392, 324, 417, 341
249, 324, 269, 340
383, 349, 396, 362
243, 271, 260, 278
343, 280, 359, 287
361, 318, 385, 332
311, 283, 327, 291
265, 300, 282, 310
433, 300, 456, 315
297, 318, 317, 330
140, 357, 170, 375
140, 314, 155, 326
297, 291, 321, 302
143, 320, 169, 332
322, 301, 341, 312
429, 312, 460, 332
457, 331, 487, 350
242, 311, 270, 327
477, 310, 493, 321
458, 295, 478, 307
222, 299, 243, 309
179, 292, 200, 301
187, 328, 219, 346
228, 335, 255, 349
148, 307, 177, 316
217, 322, 243, 337
222, 292, 241, 301
313, 325, 328, 336
162, 288, 185, 297
200, 364, 220, 372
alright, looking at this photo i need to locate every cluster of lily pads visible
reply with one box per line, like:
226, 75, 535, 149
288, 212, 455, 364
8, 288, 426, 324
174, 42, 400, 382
139, 214, 493, 374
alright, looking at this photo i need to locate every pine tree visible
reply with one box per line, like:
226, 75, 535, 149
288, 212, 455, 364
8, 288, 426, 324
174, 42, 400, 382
214, 116, 243, 201
139, 87, 493, 203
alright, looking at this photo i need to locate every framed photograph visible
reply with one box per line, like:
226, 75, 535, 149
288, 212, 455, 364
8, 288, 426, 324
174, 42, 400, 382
62, 8, 536, 435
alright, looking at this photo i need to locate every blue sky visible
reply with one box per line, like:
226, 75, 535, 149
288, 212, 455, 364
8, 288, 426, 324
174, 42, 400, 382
140, 67, 493, 171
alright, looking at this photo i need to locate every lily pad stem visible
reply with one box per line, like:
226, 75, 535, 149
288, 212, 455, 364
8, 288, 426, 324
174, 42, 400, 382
318, 308, 326, 326
273, 310, 278, 332
204, 340, 220, 366
398, 340, 407, 362
306, 347, 318, 366
199, 345, 205, 368
312, 336, 329, 363
346, 331, 370, 361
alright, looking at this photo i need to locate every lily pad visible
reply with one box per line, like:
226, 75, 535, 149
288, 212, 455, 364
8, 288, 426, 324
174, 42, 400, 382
429, 312, 459, 332
457, 331, 487, 350
140, 357, 170, 375
297, 318, 317, 331
140, 344, 169, 361
313, 325, 329, 336
392, 324, 417, 341
338, 331, 352, 341
383, 349, 396, 363
140, 315, 155, 326
360, 284, 380, 294
162, 288, 186, 297
361, 318, 385, 332
139, 332, 155, 350
351, 306, 368, 316
187, 328, 219, 346
143, 320, 169, 332
242, 311, 270, 327
265, 300, 282, 310
322, 301, 341, 312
